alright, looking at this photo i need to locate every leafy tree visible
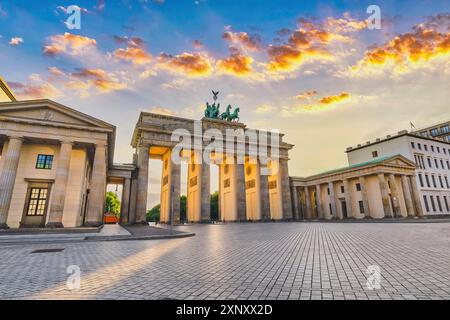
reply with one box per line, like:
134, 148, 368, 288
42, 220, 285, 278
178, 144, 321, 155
146, 204, 160, 222
180, 195, 187, 222
210, 191, 219, 221
105, 191, 120, 217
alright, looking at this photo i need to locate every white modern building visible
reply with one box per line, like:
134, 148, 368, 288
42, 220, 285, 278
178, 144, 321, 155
346, 130, 450, 216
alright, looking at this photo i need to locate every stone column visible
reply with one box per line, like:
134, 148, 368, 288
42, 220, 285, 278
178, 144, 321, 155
315, 184, 324, 219
291, 186, 299, 220
342, 179, 353, 219
135, 144, 150, 224
304, 186, 312, 219
128, 175, 138, 224
359, 176, 370, 218
120, 178, 131, 224
46, 141, 73, 228
235, 163, 247, 221
85, 143, 107, 226
328, 181, 337, 219
200, 163, 210, 222
171, 159, 181, 224
388, 174, 402, 217
0, 136, 23, 229
259, 168, 270, 221
409, 175, 424, 217
280, 159, 293, 220
401, 175, 415, 217
378, 173, 392, 218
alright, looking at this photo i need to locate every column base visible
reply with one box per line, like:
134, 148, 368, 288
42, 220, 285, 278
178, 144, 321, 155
45, 222, 64, 228
0, 223, 9, 229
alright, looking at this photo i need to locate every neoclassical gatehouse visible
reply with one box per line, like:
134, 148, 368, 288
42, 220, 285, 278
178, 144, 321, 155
0, 76, 440, 229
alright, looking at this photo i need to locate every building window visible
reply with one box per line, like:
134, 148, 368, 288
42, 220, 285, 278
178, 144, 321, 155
36, 154, 53, 169
356, 183, 361, 191
359, 201, 364, 214
418, 174, 424, 187
418, 143, 422, 150
423, 195, 430, 212
439, 176, 444, 188
447, 161, 450, 170
340, 186, 345, 193
327, 188, 330, 195
441, 125, 450, 134
437, 147, 440, 153
445, 176, 449, 189
430, 129, 439, 137
431, 145, 435, 152
434, 158, 439, 168
430, 196, 436, 212
424, 145, 428, 151
444, 196, 449, 212
432, 175, 437, 188
26, 188, 48, 216
411, 142, 415, 149
437, 196, 443, 212
425, 174, 431, 188
372, 151, 378, 158
427, 158, 432, 168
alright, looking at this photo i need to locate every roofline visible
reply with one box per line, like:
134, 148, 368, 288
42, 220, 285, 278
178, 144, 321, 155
290, 154, 416, 182
346, 132, 450, 153
0, 76, 17, 101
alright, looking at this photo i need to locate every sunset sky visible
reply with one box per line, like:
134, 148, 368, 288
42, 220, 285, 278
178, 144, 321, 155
1, 0, 449, 204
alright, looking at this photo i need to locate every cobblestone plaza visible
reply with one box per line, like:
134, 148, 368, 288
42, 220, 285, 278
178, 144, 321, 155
0, 222, 449, 300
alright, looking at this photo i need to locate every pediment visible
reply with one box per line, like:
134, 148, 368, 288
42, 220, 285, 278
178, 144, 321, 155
383, 155, 416, 168
0, 99, 114, 131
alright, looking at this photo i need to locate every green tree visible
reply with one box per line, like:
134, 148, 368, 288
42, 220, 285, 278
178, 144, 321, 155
210, 191, 219, 221
146, 204, 160, 222
180, 195, 187, 222
105, 191, 120, 217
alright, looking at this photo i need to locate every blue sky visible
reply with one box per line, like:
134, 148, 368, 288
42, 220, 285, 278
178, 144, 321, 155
1, 0, 449, 205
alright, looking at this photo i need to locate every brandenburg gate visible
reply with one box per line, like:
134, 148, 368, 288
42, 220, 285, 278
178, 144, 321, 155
126, 102, 295, 224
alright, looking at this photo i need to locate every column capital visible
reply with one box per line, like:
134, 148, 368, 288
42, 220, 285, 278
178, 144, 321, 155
60, 139, 74, 145
7, 135, 24, 141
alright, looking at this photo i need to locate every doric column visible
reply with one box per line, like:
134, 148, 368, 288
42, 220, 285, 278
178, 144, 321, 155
315, 184, 324, 219
85, 143, 107, 226
304, 186, 312, 219
328, 181, 337, 219
0, 136, 23, 229
259, 168, 270, 221
291, 186, 299, 220
135, 144, 150, 223
359, 176, 370, 218
377, 173, 392, 218
120, 178, 131, 224
235, 163, 247, 221
342, 179, 353, 219
128, 175, 138, 224
409, 175, 424, 217
401, 175, 415, 217
171, 159, 181, 224
388, 174, 402, 217
280, 159, 293, 220
200, 163, 210, 222
46, 140, 73, 227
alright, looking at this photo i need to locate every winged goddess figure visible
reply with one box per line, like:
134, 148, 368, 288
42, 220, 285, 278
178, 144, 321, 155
212, 90, 219, 102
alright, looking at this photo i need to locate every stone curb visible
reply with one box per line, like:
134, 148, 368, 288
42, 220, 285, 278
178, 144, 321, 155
84, 232, 196, 242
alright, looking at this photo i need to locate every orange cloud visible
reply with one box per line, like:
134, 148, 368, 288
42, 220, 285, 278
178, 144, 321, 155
113, 46, 152, 65
222, 30, 262, 51
70, 68, 126, 93
318, 92, 350, 105
8, 78, 62, 100
216, 49, 254, 76
351, 25, 450, 74
9, 37, 24, 46
158, 52, 212, 77
43, 33, 97, 56
267, 45, 330, 72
